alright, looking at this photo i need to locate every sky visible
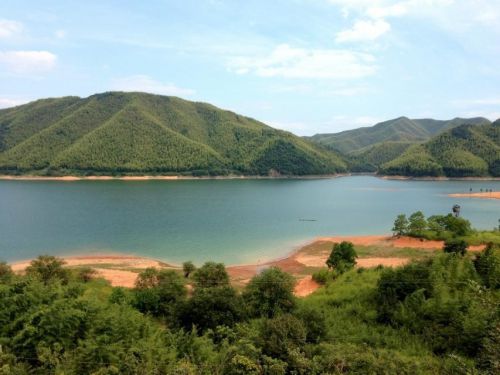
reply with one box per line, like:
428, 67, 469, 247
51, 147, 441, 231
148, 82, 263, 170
1, 0, 499, 135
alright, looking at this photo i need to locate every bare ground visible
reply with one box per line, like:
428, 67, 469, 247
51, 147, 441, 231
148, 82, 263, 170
10, 235, 483, 297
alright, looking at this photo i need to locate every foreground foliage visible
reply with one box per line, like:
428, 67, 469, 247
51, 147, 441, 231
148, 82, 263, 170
1, 245, 499, 374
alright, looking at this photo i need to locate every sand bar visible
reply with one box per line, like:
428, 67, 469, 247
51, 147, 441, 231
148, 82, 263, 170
448, 192, 500, 200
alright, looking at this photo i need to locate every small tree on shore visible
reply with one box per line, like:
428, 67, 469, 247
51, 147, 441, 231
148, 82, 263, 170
192, 262, 229, 288
326, 241, 357, 274
182, 261, 196, 278
392, 214, 408, 236
26, 255, 69, 284
408, 211, 427, 236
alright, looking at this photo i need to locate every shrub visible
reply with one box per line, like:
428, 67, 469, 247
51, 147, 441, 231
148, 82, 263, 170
243, 267, 296, 318
443, 239, 468, 256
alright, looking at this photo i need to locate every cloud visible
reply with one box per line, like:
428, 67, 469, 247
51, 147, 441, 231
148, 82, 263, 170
228, 44, 376, 79
0, 19, 23, 39
0, 98, 29, 109
331, 0, 461, 44
110, 75, 195, 96
0, 51, 57, 74
336, 19, 391, 43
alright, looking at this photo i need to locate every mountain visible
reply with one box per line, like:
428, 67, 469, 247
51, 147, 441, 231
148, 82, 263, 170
0, 92, 347, 176
308, 116, 491, 155
379, 122, 500, 177
347, 141, 414, 172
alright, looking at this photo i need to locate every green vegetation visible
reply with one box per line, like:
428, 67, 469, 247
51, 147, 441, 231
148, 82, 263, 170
443, 238, 469, 256
380, 122, 500, 177
308, 116, 490, 154
3, 95, 497, 178
1, 239, 499, 374
326, 241, 357, 274
308, 116, 499, 177
0, 92, 347, 176
182, 261, 196, 278
391, 210, 500, 245
348, 141, 413, 172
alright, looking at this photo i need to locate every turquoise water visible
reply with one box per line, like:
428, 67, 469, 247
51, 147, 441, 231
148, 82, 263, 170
1, 176, 499, 264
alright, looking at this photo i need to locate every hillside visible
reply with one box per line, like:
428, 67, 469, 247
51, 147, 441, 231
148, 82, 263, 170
348, 141, 414, 172
308, 116, 490, 154
380, 122, 500, 177
0, 92, 347, 176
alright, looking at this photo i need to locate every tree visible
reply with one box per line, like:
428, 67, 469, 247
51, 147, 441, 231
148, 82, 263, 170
0, 261, 14, 284
243, 267, 296, 318
392, 214, 408, 236
443, 239, 468, 256
442, 214, 471, 236
182, 261, 196, 278
177, 286, 245, 332
259, 314, 307, 362
134, 268, 186, 317
76, 267, 97, 283
326, 241, 357, 274
474, 243, 500, 289
192, 262, 229, 288
25, 255, 69, 284
408, 211, 427, 236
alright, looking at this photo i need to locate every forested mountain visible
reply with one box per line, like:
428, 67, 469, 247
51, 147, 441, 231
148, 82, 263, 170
348, 141, 414, 172
380, 122, 500, 177
0, 92, 347, 176
308, 116, 490, 154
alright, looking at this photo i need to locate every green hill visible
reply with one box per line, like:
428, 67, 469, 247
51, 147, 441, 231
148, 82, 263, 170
348, 141, 414, 172
308, 116, 490, 154
0, 92, 347, 176
380, 122, 500, 177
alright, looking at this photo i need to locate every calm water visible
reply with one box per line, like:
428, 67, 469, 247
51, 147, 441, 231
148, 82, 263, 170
1, 176, 499, 264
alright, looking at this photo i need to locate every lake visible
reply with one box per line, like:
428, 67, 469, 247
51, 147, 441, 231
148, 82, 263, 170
1, 176, 499, 264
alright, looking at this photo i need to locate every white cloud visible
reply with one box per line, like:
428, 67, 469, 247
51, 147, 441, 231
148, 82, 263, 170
110, 75, 195, 96
336, 19, 391, 43
331, 0, 466, 44
0, 19, 23, 39
0, 51, 57, 74
0, 98, 29, 109
228, 44, 376, 79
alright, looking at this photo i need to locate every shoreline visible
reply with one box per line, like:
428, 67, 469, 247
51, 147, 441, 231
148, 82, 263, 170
380, 175, 500, 181
1, 173, 500, 181
448, 191, 500, 200
0, 173, 350, 181
10, 234, 481, 294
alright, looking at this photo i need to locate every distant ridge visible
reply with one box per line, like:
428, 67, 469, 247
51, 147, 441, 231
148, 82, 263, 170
0, 92, 347, 176
379, 121, 500, 177
308, 116, 491, 154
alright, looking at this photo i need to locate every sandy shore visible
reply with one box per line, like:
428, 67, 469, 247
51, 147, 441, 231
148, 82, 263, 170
10, 235, 477, 296
0, 174, 348, 181
448, 191, 500, 200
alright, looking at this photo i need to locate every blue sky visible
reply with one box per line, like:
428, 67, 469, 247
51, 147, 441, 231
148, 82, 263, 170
1, 0, 499, 135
